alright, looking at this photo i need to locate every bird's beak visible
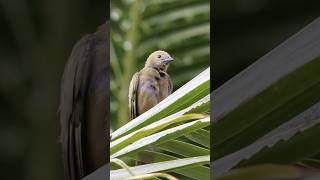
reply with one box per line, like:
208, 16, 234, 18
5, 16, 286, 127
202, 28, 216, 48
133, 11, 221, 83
163, 56, 174, 64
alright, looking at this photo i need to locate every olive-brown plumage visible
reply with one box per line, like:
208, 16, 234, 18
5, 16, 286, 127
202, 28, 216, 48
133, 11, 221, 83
128, 50, 174, 120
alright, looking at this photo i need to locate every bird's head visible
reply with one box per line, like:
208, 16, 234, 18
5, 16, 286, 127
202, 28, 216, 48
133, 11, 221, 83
145, 50, 174, 71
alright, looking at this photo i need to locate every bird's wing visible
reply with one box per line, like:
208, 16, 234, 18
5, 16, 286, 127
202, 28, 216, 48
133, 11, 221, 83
59, 23, 109, 180
59, 32, 94, 180
128, 72, 140, 120
84, 23, 109, 173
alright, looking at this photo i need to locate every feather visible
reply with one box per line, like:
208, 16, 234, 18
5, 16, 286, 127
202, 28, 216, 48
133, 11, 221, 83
59, 23, 109, 180
128, 72, 140, 120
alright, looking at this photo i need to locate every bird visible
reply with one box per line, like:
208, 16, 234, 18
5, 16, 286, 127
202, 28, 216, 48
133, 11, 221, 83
58, 22, 109, 180
128, 50, 174, 120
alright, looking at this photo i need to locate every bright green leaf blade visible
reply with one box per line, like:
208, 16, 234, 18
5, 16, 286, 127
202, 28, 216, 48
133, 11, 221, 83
110, 113, 206, 155
111, 117, 210, 158
195, 128, 210, 135
110, 95, 209, 154
185, 130, 210, 148
158, 140, 209, 157
128, 150, 210, 180
110, 155, 209, 180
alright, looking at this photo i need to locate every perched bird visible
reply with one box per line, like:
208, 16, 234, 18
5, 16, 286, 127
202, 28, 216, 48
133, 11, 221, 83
58, 22, 109, 180
128, 50, 174, 120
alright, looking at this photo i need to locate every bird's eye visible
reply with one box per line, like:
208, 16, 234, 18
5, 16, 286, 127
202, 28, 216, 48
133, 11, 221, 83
158, 55, 161, 58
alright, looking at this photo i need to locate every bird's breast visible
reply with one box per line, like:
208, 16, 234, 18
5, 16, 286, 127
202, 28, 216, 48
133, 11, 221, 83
157, 77, 171, 100
139, 79, 159, 96
138, 76, 170, 99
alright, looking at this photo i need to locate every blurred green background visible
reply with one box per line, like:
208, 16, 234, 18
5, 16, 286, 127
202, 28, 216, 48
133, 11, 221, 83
110, 0, 210, 129
0, 0, 106, 179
